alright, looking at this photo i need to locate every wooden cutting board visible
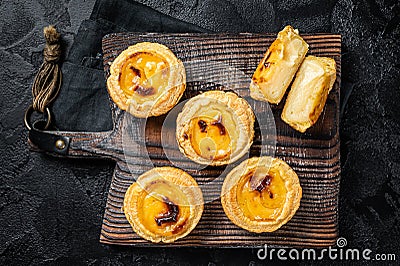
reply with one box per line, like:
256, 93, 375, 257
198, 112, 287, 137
62, 32, 341, 247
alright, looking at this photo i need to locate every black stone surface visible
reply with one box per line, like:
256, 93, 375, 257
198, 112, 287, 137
1, 0, 400, 265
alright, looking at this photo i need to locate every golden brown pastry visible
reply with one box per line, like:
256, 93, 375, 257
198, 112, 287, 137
221, 156, 302, 233
107, 42, 186, 118
250, 25, 309, 104
123, 167, 203, 243
281, 55, 336, 133
176, 91, 255, 166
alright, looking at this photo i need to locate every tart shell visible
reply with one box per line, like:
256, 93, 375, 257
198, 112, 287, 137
123, 167, 203, 243
176, 91, 255, 166
221, 156, 302, 233
107, 42, 186, 118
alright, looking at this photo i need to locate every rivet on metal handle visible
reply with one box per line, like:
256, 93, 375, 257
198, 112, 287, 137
55, 139, 66, 150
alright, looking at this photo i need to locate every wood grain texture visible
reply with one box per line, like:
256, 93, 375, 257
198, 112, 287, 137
65, 33, 341, 247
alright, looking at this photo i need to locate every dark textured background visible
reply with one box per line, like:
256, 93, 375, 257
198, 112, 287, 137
1, 0, 400, 265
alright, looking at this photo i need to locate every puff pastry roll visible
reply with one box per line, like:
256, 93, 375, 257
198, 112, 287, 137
250, 25, 309, 104
281, 56, 336, 133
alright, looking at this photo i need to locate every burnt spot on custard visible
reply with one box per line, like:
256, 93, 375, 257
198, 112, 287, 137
262, 50, 272, 69
198, 120, 207, 133
183, 133, 188, 140
252, 175, 274, 199
129, 66, 141, 77
155, 196, 179, 226
133, 85, 156, 96
211, 115, 226, 135
128, 51, 152, 58
264, 61, 271, 68
172, 220, 187, 234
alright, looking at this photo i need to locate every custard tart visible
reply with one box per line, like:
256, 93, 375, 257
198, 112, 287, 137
250, 25, 309, 104
123, 167, 203, 243
221, 156, 302, 233
281, 56, 336, 133
107, 42, 186, 118
176, 91, 255, 166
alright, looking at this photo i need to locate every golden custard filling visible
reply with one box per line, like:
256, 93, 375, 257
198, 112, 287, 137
189, 115, 231, 161
236, 167, 287, 221
119, 52, 169, 103
137, 180, 190, 236
188, 105, 239, 162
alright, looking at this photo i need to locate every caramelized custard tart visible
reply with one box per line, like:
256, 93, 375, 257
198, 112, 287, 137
123, 167, 203, 243
250, 25, 309, 104
221, 157, 302, 233
176, 91, 255, 166
281, 55, 337, 133
107, 42, 186, 118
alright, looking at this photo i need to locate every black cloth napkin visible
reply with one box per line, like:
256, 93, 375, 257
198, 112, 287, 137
52, 0, 208, 131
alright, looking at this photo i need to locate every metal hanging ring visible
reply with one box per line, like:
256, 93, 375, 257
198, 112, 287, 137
24, 105, 51, 131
